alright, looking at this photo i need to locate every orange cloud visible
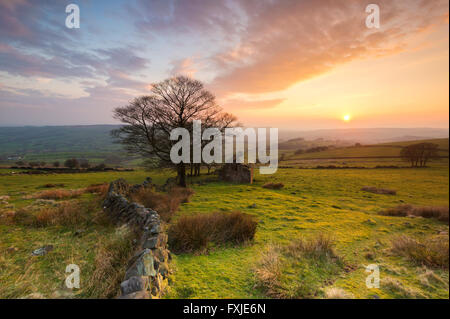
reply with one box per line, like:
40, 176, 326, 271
210, 0, 449, 96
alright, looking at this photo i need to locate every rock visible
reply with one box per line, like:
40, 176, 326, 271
365, 219, 377, 225
143, 237, 158, 249
125, 249, 156, 279
438, 231, 448, 236
248, 203, 257, 209
150, 223, 160, 234
217, 163, 251, 183
118, 290, 150, 299
120, 276, 149, 295
32, 245, 53, 256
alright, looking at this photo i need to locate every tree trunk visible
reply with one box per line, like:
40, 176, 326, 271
178, 163, 187, 187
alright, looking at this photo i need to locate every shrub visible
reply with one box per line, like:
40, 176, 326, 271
131, 187, 194, 222
168, 211, 257, 253
361, 186, 396, 195
262, 182, 284, 190
391, 235, 449, 269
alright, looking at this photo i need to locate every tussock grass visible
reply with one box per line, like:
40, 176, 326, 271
131, 187, 194, 222
254, 234, 347, 299
85, 183, 109, 197
379, 205, 449, 223
361, 186, 396, 195
324, 287, 353, 299
391, 235, 449, 269
262, 183, 284, 190
382, 277, 425, 299
40, 183, 65, 188
1, 200, 111, 228
83, 226, 139, 298
168, 211, 257, 253
35, 189, 85, 200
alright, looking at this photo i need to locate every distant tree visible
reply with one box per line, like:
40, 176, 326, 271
39, 161, 46, 167
53, 161, 60, 167
112, 76, 237, 187
400, 143, 439, 167
64, 158, 79, 169
79, 159, 90, 169
15, 161, 25, 166
94, 163, 106, 170
29, 162, 40, 168
294, 149, 304, 155
355, 143, 362, 147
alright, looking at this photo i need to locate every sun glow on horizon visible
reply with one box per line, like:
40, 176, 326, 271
343, 114, 351, 122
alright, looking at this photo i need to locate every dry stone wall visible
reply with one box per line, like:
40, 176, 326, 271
102, 178, 171, 299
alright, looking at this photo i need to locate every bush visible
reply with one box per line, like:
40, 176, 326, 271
262, 183, 284, 190
168, 211, 257, 253
131, 187, 194, 222
361, 186, 396, 195
379, 205, 449, 223
391, 235, 449, 269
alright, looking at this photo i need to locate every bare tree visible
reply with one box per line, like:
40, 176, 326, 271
112, 76, 237, 187
400, 142, 440, 167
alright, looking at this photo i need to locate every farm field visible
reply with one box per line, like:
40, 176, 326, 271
280, 138, 449, 168
0, 163, 448, 299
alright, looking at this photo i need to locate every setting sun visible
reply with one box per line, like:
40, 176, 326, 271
343, 114, 351, 122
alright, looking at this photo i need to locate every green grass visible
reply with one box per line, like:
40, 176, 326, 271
0, 169, 173, 298
166, 167, 449, 299
0, 165, 448, 299
282, 138, 448, 161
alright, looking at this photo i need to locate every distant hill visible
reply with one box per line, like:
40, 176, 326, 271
278, 128, 449, 144
287, 138, 449, 160
0, 125, 132, 164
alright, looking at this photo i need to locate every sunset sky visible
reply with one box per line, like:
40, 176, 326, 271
0, 0, 448, 129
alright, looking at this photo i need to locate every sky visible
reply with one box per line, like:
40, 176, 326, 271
0, 0, 448, 130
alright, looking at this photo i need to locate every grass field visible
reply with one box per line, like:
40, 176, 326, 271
280, 138, 449, 168
0, 162, 448, 299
